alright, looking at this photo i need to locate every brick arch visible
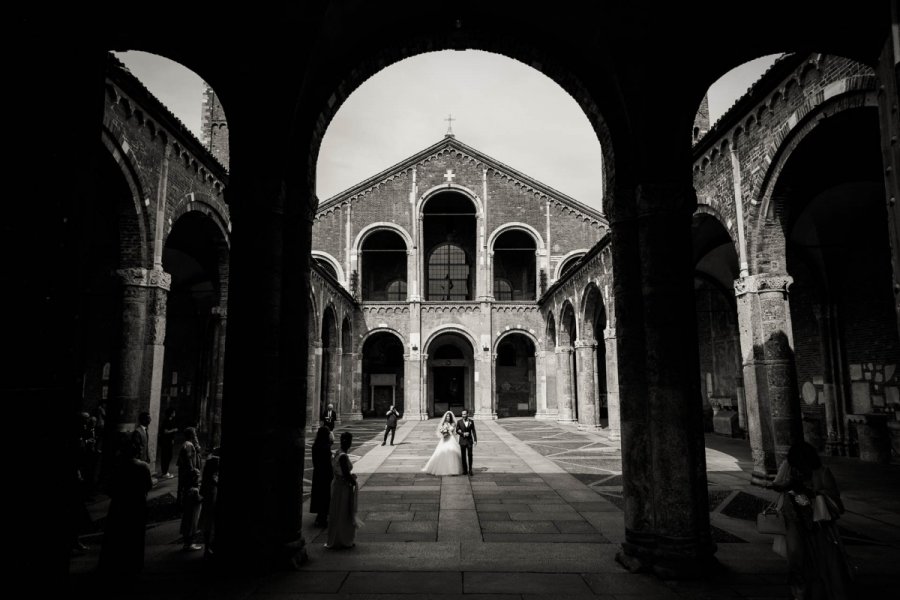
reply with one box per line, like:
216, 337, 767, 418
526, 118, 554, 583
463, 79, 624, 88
298, 38, 621, 219
554, 249, 589, 281
579, 282, 606, 343
418, 184, 483, 217
749, 91, 878, 272
311, 250, 346, 285
557, 300, 578, 345
308, 290, 319, 341
167, 193, 231, 250
493, 328, 541, 354
545, 311, 558, 348
487, 222, 545, 251
694, 203, 739, 262
353, 222, 413, 253
100, 127, 151, 268
359, 327, 406, 350
422, 325, 480, 357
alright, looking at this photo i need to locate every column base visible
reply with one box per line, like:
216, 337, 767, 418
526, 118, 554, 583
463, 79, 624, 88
750, 470, 775, 487
577, 423, 603, 432
342, 413, 365, 421
474, 410, 498, 420
416, 412, 430, 421
606, 429, 621, 442
535, 409, 558, 420
616, 536, 719, 579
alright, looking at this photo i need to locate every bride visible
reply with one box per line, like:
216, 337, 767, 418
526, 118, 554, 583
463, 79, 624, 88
421, 411, 463, 476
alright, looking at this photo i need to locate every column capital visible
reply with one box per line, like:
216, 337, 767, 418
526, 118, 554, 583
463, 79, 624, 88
734, 274, 793, 297
574, 339, 597, 349
116, 267, 172, 291
555, 345, 574, 354
211, 306, 228, 318
603, 326, 617, 340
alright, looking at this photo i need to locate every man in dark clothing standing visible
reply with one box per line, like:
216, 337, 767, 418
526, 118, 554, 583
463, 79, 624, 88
131, 412, 152, 465
456, 409, 477, 475
321, 403, 337, 431
382, 405, 401, 446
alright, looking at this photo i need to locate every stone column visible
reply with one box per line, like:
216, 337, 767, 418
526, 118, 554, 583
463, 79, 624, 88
113, 267, 170, 464
604, 326, 621, 441
555, 345, 576, 422
331, 345, 343, 423
535, 349, 550, 419
406, 354, 425, 420
812, 303, 846, 455
735, 274, 803, 483
613, 183, 714, 577
307, 340, 322, 431
205, 307, 227, 449
474, 352, 496, 420
343, 351, 362, 420
575, 340, 600, 429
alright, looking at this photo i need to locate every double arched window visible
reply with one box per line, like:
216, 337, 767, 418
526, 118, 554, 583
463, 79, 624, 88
428, 243, 470, 301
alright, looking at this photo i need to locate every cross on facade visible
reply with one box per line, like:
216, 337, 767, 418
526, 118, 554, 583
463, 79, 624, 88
445, 113, 455, 136
444, 169, 456, 183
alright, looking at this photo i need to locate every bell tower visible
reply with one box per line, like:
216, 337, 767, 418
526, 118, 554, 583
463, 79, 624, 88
201, 84, 229, 167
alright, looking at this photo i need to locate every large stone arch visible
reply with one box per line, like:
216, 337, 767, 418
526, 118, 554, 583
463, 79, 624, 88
167, 192, 231, 251
353, 221, 413, 253
311, 250, 345, 285
422, 324, 480, 357
750, 89, 878, 271
99, 128, 150, 268
554, 249, 589, 281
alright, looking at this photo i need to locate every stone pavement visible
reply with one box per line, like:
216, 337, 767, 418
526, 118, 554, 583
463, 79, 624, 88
70, 417, 900, 599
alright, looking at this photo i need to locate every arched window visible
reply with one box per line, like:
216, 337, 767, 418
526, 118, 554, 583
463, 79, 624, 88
557, 254, 583, 279
386, 279, 407, 301
361, 230, 407, 301
493, 230, 536, 300
428, 243, 470, 301
494, 279, 513, 301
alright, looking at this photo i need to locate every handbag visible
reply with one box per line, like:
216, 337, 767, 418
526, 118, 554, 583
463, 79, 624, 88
757, 502, 785, 535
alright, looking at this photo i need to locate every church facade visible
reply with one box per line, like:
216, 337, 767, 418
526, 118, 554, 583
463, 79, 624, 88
307, 136, 608, 425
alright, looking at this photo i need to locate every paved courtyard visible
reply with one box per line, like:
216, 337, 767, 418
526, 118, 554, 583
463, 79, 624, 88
71, 417, 900, 599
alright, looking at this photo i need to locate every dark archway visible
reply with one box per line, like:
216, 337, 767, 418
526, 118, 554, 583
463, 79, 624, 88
773, 107, 897, 455
319, 306, 339, 420
362, 332, 405, 417
162, 210, 228, 448
427, 332, 475, 416
495, 333, 537, 417
691, 212, 742, 436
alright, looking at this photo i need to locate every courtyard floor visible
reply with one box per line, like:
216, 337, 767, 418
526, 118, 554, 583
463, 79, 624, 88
70, 417, 900, 599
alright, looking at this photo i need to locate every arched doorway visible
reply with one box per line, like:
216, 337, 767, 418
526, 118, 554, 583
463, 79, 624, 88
426, 332, 475, 416
558, 302, 578, 423
692, 211, 741, 436
362, 332, 405, 417
163, 211, 229, 449
319, 306, 339, 419
423, 192, 477, 301
581, 283, 607, 426
495, 333, 536, 417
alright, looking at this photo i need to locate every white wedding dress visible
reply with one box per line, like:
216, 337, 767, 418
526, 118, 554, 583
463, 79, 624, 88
422, 426, 463, 476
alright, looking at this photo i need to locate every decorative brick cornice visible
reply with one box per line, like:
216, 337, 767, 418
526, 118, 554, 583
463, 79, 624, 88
361, 304, 410, 315
421, 303, 481, 315
492, 304, 539, 314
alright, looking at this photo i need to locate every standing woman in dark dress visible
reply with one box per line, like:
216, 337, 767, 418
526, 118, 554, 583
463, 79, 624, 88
176, 426, 202, 510
310, 426, 334, 527
99, 433, 153, 580
770, 441, 853, 600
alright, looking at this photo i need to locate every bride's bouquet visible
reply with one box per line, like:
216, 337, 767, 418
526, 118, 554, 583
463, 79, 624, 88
439, 423, 452, 438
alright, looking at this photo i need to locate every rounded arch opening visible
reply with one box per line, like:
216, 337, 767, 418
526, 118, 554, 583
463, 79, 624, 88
361, 229, 408, 301
424, 191, 477, 301
361, 331, 405, 418
493, 229, 538, 301
495, 332, 537, 418
426, 331, 476, 417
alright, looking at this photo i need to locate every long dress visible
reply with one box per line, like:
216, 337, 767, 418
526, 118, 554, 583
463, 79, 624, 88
310, 443, 333, 520
422, 426, 463, 476
771, 460, 853, 600
98, 457, 153, 578
325, 449, 361, 549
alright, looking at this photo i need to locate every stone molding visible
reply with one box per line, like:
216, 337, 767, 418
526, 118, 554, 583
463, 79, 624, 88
116, 267, 172, 291
734, 274, 793, 297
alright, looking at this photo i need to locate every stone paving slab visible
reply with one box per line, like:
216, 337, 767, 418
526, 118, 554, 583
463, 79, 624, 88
463, 572, 594, 595
342, 571, 461, 594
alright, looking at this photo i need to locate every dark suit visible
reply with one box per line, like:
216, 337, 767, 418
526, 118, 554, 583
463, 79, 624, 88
455, 418, 477, 474
383, 408, 400, 445
321, 409, 337, 431
131, 426, 150, 464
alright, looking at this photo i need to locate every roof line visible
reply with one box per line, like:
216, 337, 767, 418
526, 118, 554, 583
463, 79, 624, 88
316, 136, 606, 221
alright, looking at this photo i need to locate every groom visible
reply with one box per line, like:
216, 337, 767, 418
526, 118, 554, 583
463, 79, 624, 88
455, 409, 477, 475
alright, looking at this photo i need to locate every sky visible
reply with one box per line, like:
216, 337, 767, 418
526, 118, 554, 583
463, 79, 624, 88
116, 50, 780, 213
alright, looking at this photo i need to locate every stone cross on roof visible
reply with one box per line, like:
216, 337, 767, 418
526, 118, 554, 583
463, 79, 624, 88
445, 113, 455, 137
